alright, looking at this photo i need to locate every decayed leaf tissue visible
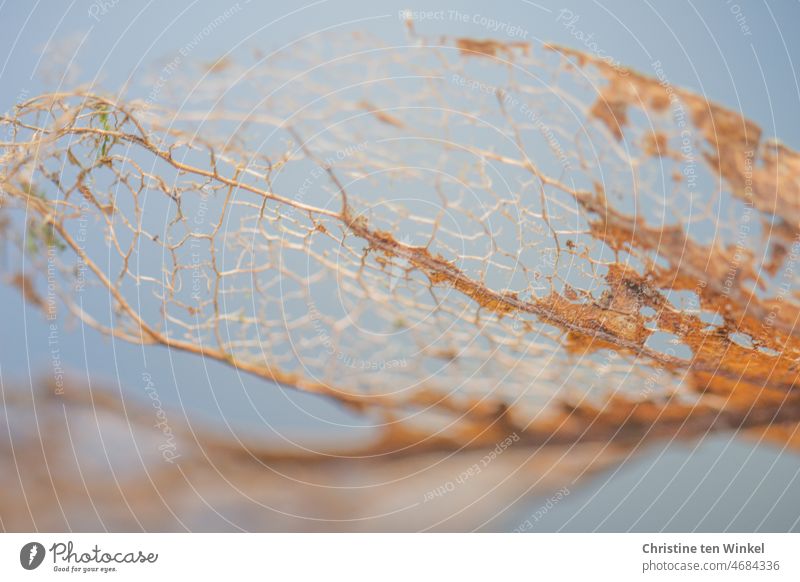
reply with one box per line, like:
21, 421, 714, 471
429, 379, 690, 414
1, 2, 799, 532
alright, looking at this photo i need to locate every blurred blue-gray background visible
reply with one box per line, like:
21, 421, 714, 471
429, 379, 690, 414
1, 0, 799, 531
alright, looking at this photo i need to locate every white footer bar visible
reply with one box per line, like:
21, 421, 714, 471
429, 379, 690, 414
1, 533, 797, 581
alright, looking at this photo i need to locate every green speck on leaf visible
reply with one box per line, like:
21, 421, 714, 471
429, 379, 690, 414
26, 222, 66, 254
94, 103, 112, 159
